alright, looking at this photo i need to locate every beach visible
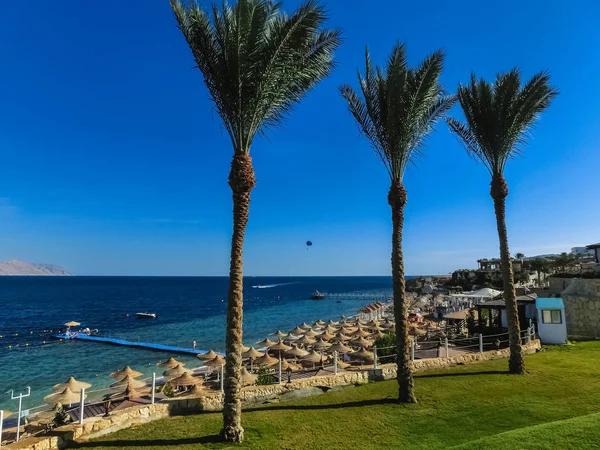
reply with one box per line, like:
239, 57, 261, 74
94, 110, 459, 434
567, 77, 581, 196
0, 276, 394, 411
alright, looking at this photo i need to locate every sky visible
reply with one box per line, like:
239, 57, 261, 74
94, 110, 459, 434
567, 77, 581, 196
0, 0, 598, 276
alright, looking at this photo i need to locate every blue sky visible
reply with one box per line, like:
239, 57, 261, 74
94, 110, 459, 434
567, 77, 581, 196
0, 0, 598, 276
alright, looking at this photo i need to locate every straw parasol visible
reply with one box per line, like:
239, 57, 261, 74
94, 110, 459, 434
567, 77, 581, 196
295, 335, 316, 346
313, 320, 326, 328
157, 356, 184, 368
197, 349, 219, 361
303, 329, 319, 338
337, 360, 351, 369
301, 350, 324, 364
350, 336, 373, 348
312, 338, 331, 350
186, 384, 215, 397
256, 338, 276, 348
321, 325, 338, 334
204, 355, 226, 368
410, 327, 427, 337
45, 387, 86, 405
325, 319, 339, 326
268, 339, 291, 352
351, 327, 372, 338
318, 331, 336, 341
105, 384, 148, 401
111, 375, 148, 389
110, 366, 143, 379
334, 332, 351, 342
242, 347, 264, 359
280, 360, 301, 371
163, 364, 192, 380
371, 330, 388, 340
366, 319, 382, 328
254, 353, 279, 367
328, 341, 353, 354
350, 346, 374, 362
289, 326, 306, 336
299, 322, 312, 330
240, 367, 258, 386
52, 377, 91, 393
285, 345, 309, 359
169, 373, 204, 387
339, 326, 356, 336
270, 330, 287, 338
366, 324, 385, 332
1, 411, 13, 418
380, 319, 395, 328
241, 346, 251, 353
64, 321, 81, 327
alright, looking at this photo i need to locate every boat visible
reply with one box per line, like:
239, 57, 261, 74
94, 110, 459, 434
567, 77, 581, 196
136, 312, 157, 319
310, 290, 326, 300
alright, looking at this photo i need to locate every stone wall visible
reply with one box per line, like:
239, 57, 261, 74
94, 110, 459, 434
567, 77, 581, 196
4, 340, 541, 450
549, 277, 600, 339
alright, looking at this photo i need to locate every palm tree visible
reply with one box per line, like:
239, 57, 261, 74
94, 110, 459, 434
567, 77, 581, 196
447, 69, 557, 374
170, 0, 340, 442
340, 44, 455, 402
530, 258, 550, 287
552, 252, 576, 273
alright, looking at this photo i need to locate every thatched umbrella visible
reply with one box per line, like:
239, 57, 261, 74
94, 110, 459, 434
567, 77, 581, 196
169, 373, 204, 387
197, 349, 218, 361
242, 347, 264, 359
325, 319, 339, 326
351, 327, 372, 338
204, 355, 226, 368
321, 325, 338, 334
157, 357, 184, 368
254, 353, 279, 367
240, 367, 258, 387
328, 341, 353, 354
299, 322, 312, 330
366, 324, 385, 332
111, 375, 148, 390
410, 327, 427, 337
268, 339, 292, 353
313, 320, 326, 328
270, 330, 287, 338
185, 385, 215, 397
110, 366, 143, 379
312, 338, 331, 350
337, 360, 351, 369
241, 345, 251, 353
163, 364, 192, 380
296, 335, 316, 346
45, 387, 86, 405
301, 350, 324, 364
371, 330, 388, 340
285, 345, 309, 359
334, 332, 351, 342
289, 326, 306, 336
105, 384, 148, 401
64, 321, 80, 327
350, 336, 373, 348
52, 377, 91, 393
280, 360, 301, 371
366, 319, 382, 328
256, 338, 276, 348
339, 326, 357, 336
318, 331, 336, 341
351, 346, 374, 363
303, 329, 319, 338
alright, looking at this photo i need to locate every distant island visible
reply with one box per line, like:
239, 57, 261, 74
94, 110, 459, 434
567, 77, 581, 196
0, 260, 70, 276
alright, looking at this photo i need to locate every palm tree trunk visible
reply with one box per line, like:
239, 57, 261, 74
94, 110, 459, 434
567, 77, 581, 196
490, 175, 525, 375
388, 181, 417, 403
221, 154, 256, 443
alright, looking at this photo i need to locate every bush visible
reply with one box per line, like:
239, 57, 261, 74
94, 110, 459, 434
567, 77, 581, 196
374, 333, 397, 364
256, 366, 276, 385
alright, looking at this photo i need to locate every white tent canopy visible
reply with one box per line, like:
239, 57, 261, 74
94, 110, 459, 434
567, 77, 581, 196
450, 288, 502, 299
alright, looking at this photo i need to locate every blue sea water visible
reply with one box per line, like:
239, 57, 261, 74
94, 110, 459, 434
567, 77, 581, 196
0, 276, 394, 411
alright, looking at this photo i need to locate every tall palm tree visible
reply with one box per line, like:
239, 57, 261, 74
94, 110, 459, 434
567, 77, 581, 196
170, 0, 340, 442
447, 69, 557, 374
340, 44, 455, 403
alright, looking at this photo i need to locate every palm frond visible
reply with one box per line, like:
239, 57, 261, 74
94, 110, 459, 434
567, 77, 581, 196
340, 43, 452, 181
170, 0, 341, 153
447, 68, 557, 176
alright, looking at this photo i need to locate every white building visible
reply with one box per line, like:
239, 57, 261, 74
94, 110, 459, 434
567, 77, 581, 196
571, 246, 594, 257
536, 298, 567, 344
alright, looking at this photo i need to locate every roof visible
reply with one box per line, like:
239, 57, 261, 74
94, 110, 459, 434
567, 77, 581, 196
450, 288, 502, 298
586, 243, 600, 249
536, 298, 564, 309
443, 309, 478, 320
479, 295, 537, 307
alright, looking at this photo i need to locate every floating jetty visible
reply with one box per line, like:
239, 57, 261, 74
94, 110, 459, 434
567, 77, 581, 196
52, 333, 223, 356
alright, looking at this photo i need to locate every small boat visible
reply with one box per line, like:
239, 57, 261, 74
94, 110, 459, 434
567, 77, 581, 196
136, 312, 157, 319
310, 290, 326, 300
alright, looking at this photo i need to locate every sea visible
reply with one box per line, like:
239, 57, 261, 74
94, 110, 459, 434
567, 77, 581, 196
0, 276, 395, 412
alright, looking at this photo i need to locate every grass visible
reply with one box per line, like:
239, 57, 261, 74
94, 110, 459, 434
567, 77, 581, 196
71, 342, 600, 449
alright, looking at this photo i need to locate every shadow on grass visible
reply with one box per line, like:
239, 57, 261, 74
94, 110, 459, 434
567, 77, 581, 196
415, 370, 507, 379
242, 396, 398, 413
69, 435, 222, 448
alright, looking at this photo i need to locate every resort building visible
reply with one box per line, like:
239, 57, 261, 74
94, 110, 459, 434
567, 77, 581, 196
477, 258, 530, 272
586, 243, 600, 269
475, 294, 538, 330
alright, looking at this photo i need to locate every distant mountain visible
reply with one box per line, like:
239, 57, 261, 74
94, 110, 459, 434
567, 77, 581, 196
0, 260, 71, 276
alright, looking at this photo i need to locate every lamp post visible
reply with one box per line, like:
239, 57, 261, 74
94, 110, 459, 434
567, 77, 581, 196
286, 367, 292, 384
9, 386, 30, 442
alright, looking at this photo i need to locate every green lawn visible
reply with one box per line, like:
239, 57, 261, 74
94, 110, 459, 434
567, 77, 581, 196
71, 342, 600, 449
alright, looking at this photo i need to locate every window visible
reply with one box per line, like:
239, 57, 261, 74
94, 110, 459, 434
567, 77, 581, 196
542, 310, 562, 324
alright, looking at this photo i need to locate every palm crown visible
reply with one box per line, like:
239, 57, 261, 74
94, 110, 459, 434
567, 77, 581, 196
171, 0, 341, 154
339, 44, 455, 181
447, 69, 558, 176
